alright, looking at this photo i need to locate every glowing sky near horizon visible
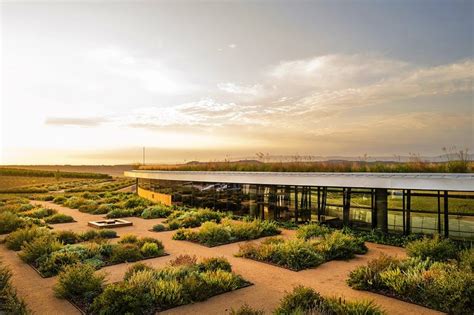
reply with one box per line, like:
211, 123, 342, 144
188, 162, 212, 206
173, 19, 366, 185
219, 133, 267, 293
1, 1, 473, 164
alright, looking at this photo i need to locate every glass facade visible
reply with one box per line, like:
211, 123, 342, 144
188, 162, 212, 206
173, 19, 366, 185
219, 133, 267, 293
137, 178, 474, 240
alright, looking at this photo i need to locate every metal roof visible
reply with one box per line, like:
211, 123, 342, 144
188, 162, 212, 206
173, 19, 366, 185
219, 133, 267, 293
124, 170, 474, 191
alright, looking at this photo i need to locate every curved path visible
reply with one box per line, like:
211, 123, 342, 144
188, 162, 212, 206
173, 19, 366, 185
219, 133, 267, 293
0, 200, 443, 315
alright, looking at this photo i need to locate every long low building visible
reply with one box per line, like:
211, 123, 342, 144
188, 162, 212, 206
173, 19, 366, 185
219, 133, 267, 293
124, 170, 474, 240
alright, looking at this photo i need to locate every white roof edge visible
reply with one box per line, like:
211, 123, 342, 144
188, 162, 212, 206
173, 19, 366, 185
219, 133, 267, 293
124, 170, 474, 192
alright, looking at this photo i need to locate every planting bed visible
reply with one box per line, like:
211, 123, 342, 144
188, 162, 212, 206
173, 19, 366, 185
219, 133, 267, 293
347, 237, 474, 315
236, 230, 368, 271
172, 219, 281, 247
19, 234, 168, 277
55, 256, 252, 315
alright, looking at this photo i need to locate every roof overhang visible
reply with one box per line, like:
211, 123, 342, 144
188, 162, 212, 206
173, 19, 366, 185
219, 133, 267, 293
124, 171, 474, 192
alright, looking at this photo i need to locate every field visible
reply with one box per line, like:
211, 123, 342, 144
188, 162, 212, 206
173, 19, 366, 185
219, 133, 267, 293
0, 176, 84, 190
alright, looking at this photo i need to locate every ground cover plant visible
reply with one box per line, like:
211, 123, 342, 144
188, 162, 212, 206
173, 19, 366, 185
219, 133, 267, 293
18, 234, 166, 277
0, 261, 30, 315
236, 230, 367, 271
172, 218, 281, 247
54, 255, 251, 314
347, 237, 474, 314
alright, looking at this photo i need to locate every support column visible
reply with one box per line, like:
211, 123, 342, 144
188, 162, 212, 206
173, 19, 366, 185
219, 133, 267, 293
405, 190, 411, 235
375, 188, 388, 233
444, 191, 449, 237
343, 188, 351, 226
294, 186, 299, 223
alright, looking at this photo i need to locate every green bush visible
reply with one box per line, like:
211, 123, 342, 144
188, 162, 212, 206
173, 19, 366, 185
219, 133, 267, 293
54, 263, 105, 305
347, 254, 473, 314
106, 209, 134, 218
237, 238, 325, 271
405, 235, 458, 261
53, 196, 66, 204
141, 205, 173, 219
173, 219, 281, 247
63, 196, 87, 209
274, 286, 385, 315
199, 257, 232, 272
315, 230, 368, 260
44, 213, 75, 224
20, 207, 56, 219
123, 262, 154, 280
140, 242, 163, 257
0, 212, 25, 234
459, 249, 474, 271
19, 235, 63, 264
275, 285, 325, 314
152, 224, 166, 232
109, 244, 142, 264
230, 304, 264, 315
37, 249, 83, 277
97, 229, 117, 239
6, 227, 51, 250
297, 223, 331, 240
0, 261, 30, 314
55, 230, 80, 244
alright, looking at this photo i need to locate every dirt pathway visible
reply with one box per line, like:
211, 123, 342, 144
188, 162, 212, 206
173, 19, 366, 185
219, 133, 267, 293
0, 201, 443, 315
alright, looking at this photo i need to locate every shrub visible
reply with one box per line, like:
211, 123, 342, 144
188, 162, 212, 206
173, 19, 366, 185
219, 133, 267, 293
152, 224, 166, 232
297, 223, 331, 240
63, 197, 87, 209
405, 235, 458, 261
106, 209, 134, 218
230, 304, 264, 315
124, 262, 154, 280
90, 281, 155, 315
0, 212, 25, 234
109, 244, 143, 264
140, 242, 163, 257
198, 257, 232, 272
0, 262, 30, 314
237, 238, 325, 271
38, 249, 83, 277
459, 249, 474, 271
21, 207, 57, 219
53, 196, 66, 204
19, 235, 63, 264
44, 213, 75, 224
55, 230, 80, 244
5, 227, 51, 250
141, 205, 173, 219
315, 230, 367, 260
54, 263, 105, 305
347, 254, 473, 314
169, 255, 197, 267
321, 297, 385, 315
274, 285, 325, 314
98, 229, 117, 239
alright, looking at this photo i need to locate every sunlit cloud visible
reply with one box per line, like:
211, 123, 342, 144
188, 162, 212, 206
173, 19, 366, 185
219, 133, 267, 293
45, 117, 108, 127
84, 47, 199, 95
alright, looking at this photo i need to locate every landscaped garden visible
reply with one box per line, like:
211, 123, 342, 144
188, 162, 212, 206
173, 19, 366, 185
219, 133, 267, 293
54, 255, 251, 314
347, 236, 474, 314
0, 260, 30, 315
172, 218, 281, 247
236, 224, 367, 271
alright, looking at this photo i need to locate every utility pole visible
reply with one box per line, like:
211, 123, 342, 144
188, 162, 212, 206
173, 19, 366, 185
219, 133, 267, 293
142, 147, 145, 166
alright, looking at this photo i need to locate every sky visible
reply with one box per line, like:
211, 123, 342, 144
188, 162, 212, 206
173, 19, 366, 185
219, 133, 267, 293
1, 0, 473, 164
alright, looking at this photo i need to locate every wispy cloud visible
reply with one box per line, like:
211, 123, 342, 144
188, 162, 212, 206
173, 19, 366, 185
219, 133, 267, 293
45, 117, 107, 127
84, 47, 199, 95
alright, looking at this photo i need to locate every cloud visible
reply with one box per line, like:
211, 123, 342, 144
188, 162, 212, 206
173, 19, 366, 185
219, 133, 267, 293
228, 44, 237, 49
45, 117, 107, 127
217, 82, 263, 96
84, 47, 199, 95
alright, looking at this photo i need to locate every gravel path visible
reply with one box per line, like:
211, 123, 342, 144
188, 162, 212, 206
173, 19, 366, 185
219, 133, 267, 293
0, 200, 443, 315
